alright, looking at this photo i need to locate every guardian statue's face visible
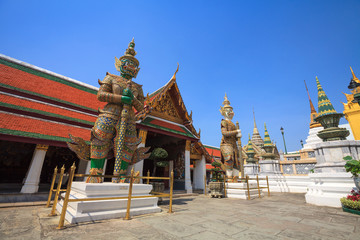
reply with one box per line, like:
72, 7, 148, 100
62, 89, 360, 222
223, 108, 234, 120
120, 58, 139, 78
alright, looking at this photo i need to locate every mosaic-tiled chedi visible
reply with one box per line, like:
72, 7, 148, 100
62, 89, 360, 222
314, 77, 349, 141
261, 123, 276, 160
67, 39, 150, 183
219, 94, 242, 180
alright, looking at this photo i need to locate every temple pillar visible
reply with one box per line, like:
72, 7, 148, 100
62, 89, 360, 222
134, 129, 147, 183
193, 155, 206, 191
185, 140, 192, 193
21, 144, 49, 193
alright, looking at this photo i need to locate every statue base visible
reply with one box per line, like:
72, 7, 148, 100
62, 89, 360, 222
244, 163, 259, 176
305, 140, 360, 207
317, 127, 349, 141
56, 182, 161, 224
259, 160, 282, 175
226, 182, 263, 199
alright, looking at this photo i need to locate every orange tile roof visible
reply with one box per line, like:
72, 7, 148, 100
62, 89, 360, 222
0, 93, 96, 124
0, 63, 105, 111
204, 145, 221, 157
0, 112, 90, 142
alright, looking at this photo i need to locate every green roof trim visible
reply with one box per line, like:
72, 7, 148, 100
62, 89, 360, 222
0, 82, 98, 113
149, 86, 165, 99
203, 145, 220, 150
0, 58, 97, 95
140, 117, 195, 138
0, 128, 75, 143
0, 102, 95, 126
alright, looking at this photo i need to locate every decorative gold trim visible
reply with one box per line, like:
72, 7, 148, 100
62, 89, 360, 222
150, 111, 183, 124
36, 144, 49, 151
138, 129, 148, 145
190, 154, 202, 160
185, 140, 191, 152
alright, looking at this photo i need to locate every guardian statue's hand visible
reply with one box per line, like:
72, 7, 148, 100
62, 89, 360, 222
121, 88, 134, 105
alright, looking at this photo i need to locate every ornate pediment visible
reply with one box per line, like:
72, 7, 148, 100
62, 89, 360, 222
151, 92, 182, 123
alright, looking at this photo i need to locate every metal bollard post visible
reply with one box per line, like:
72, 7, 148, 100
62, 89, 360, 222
266, 176, 270, 196
223, 172, 227, 198
256, 175, 261, 198
46, 166, 58, 207
246, 175, 250, 200
124, 168, 134, 220
204, 174, 207, 195
168, 170, 174, 213
147, 170, 150, 185
57, 162, 76, 229
49, 165, 65, 216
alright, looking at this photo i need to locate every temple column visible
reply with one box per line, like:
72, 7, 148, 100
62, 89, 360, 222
21, 144, 49, 193
193, 155, 206, 191
185, 140, 192, 193
134, 129, 148, 183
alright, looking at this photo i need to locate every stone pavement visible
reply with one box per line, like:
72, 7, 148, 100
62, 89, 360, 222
0, 193, 359, 240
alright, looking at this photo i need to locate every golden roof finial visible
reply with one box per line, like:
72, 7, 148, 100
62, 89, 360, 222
350, 66, 360, 83
304, 80, 317, 113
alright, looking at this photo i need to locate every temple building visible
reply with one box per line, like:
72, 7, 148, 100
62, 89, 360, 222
0, 54, 211, 194
343, 66, 360, 140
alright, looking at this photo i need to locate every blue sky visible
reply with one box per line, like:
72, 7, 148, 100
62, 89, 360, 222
1, 0, 359, 152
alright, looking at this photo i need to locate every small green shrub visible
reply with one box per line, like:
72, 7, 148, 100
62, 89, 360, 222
340, 197, 360, 210
210, 161, 223, 182
344, 156, 360, 177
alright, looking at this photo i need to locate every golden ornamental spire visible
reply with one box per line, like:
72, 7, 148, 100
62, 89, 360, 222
350, 66, 360, 83
253, 108, 259, 134
304, 80, 316, 113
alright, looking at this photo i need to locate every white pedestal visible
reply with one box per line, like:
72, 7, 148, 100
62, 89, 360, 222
244, 163, 259, 176
226, 182, 263, 199
259, 175, 311, 193
305, 172, 354, 207
56, 182, 161, 224
305, 140, 360, 207
259, 160, 281, 175
303, 126, 323, 150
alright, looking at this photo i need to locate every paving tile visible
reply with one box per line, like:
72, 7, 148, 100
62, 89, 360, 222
277, 229, 338, 240
0, 193, 359, 239
299, 218, 355, 232
231, 230, 279, 240
186, 230, 234, 240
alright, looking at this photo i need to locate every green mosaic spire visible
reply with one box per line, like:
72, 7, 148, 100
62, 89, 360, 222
316, 76, 337, 117
247, 134, 255, 154
263, 123, 272, 147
